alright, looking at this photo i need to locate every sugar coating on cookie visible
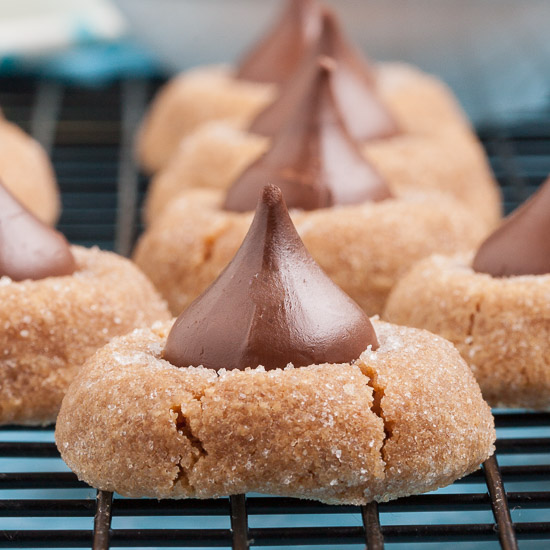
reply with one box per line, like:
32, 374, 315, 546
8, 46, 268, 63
384, 254, 550, 409
55, 319, 494, 504
0, 246, 170, 425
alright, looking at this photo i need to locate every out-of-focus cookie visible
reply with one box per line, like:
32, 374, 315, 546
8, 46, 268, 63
143, 11, 500, 227
0, 114, 60, 224
135, 0, 321, 173
136, 1, 480, 175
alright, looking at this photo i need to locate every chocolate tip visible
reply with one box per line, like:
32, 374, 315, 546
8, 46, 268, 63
261, 184, 283, 206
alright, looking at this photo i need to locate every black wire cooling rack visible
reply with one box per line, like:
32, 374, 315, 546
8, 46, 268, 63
1, 77, 550, 550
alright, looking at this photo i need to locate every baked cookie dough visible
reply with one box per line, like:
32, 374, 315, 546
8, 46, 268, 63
56, 185, 495, 504
134, 187, 488, 317
58, 185, 494, 503
144, 116, 500, 229
137, 56, 494, 318
55, 319, 495, 503
136, 66, 275, 175
0, 115, 60, 224
385, 178, 550, 409
142, 5, 498, 228
0, 246, 170, 425
138, 60, 478, 175
385, 254, 550, 409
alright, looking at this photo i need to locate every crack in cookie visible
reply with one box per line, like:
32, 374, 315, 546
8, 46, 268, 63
361, 365, 393, 473
170, 404, 208, 490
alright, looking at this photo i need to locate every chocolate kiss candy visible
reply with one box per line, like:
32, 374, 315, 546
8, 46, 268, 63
0, 180, 76, 281
164, 185, 378, 371
473, 177, 550, 277
250, 8, 398, 142
223, 61, 392, 212
236, 0, 322, 85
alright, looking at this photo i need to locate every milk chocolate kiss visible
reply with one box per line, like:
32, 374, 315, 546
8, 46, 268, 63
0, 180, 76, 281
223, 61, 392, 212
473, 177, 550, 277
164, 185, 378, 371
249, 9, 398, 142
236, 0, 322, 85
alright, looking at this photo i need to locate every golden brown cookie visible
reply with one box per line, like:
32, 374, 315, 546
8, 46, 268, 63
136, 66, 275, 174
384, 254, 550, 409
134, 188, 488, 316
144, 116, 500, 229
136, 62, 478, 175
0, 246, 170, 425
0, 116, 60, 225
55, 319, 495, 504
386, 176, 550, 409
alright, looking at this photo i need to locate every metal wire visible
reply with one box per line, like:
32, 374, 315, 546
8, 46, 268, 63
30, 81, 63, 155
115, 79, 148, 257
483, 455, 518, 550
230, 494, 250, 550
93, 491, 113, 550
362, 502, 384, 549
